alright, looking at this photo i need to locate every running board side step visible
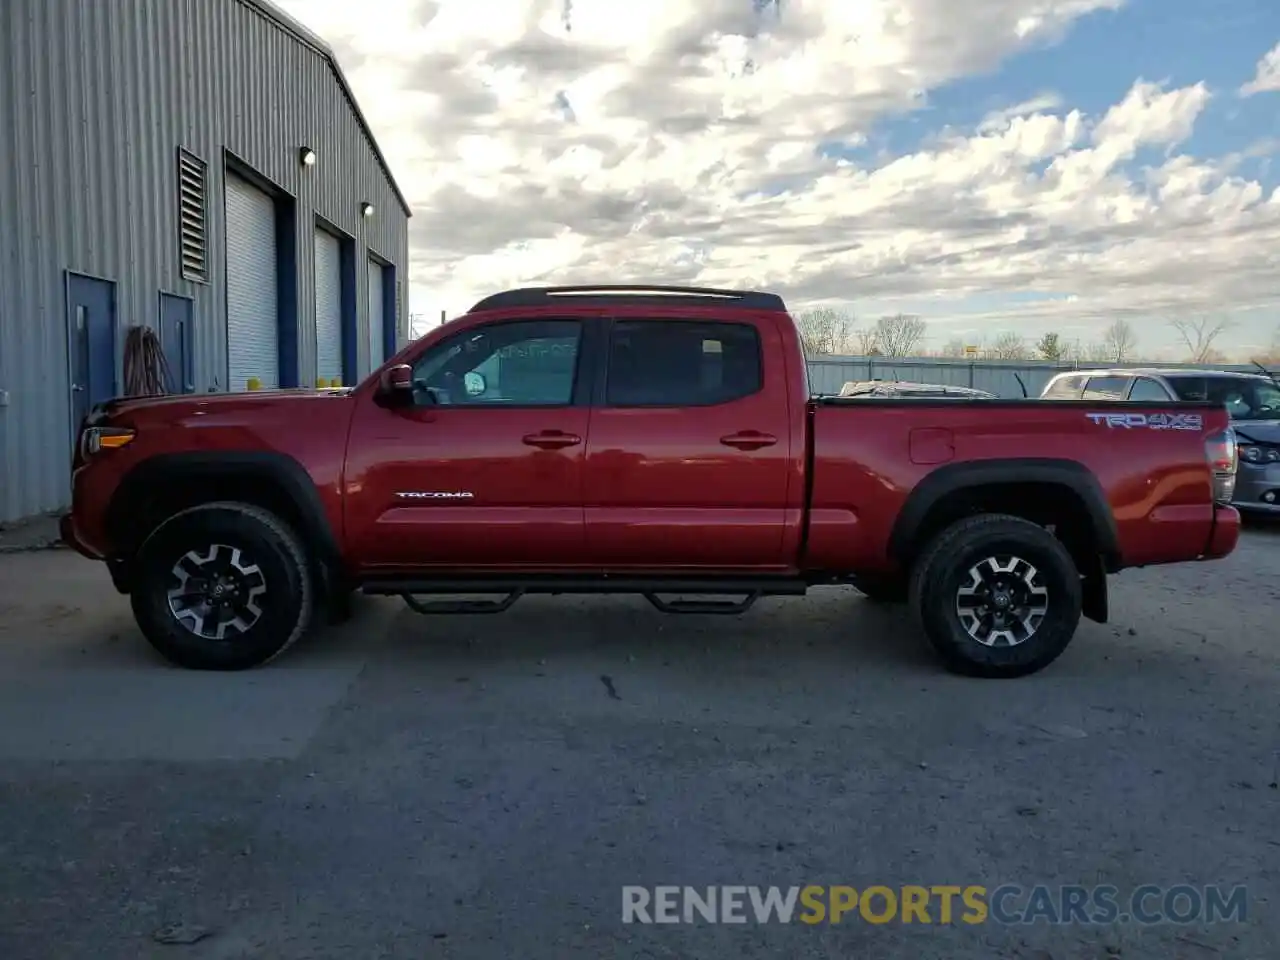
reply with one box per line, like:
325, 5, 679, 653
644, 592, 760, 615
362, 576, 807, 616
401, 591, 524, 615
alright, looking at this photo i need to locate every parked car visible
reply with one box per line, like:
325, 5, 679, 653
838, 380, 997, 399
1040, 367, 1280, 514
62, 285, 1240, 679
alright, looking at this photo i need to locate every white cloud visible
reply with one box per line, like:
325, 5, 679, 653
1240, 41, 1280, 96
977, 92, 1065, 134
274, 0, 1280, 349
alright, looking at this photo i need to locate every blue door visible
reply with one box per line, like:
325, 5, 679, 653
66, 273, 117, 431
159, 293, 195, 394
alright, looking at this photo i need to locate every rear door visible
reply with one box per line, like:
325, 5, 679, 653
582, 314, 792, 569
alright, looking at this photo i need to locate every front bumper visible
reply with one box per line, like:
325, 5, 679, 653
58, 512, 101, 560
1201, 505, 1241, 560
1231, 463, 1280, 513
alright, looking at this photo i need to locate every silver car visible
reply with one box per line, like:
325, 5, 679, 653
1040, 368, 1280, 515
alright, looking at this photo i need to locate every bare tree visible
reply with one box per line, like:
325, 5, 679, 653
853, 327, 880, 356
794, 308, 857, 357
939, 338, 967, 358
875, 313, 927, 357
1035, 332, 1065, 362
1101, 319, 1138, 362
1251, 327, 1280, 368
1080, 340, 1115, 363
1170, 316, 1233, 364
986, 331, 1029, 360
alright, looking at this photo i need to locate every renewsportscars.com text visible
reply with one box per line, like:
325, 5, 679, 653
621, 884, 1248, 926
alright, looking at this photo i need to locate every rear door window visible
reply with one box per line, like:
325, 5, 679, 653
604, 319, 763, 407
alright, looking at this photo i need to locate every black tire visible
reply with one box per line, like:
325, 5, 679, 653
130, 501, 314, 670
908, 514, 1082, 678
852, 575, 908, 604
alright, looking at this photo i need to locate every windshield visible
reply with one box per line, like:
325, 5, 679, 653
1167, 376, 1280, 420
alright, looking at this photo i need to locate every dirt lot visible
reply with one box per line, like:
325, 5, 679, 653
0, 527, 1277, 960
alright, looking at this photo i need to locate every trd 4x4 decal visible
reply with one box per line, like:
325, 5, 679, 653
1086, 412, 1203, 431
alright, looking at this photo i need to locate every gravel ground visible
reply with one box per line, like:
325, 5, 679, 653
0, 526, 1277, 960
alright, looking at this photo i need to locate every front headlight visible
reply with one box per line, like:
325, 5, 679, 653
1238, 444, 1280, 464
80, 426, 136, 458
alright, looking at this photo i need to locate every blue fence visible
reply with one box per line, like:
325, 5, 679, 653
805, 356, 1260, 399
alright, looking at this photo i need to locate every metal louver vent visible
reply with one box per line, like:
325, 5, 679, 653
177, 149, 208, 282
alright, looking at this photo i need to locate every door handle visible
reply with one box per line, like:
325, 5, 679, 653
720, 431, 777, 451
522, 430, 582, 450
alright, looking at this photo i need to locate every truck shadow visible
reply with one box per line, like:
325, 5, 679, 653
371, 589, 964, 675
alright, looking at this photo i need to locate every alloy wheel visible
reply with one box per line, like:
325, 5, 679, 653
166, 543, 267, 641
954, 554, 1049, 647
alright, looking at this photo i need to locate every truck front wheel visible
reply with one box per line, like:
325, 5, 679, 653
129, 501, 314, 670
908, 514, 1082, 678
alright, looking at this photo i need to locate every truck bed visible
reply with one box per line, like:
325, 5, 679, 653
803, 397, 1230, 573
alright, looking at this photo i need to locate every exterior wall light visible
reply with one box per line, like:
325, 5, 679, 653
299, 147, 317, 166
360, 202, 374, 217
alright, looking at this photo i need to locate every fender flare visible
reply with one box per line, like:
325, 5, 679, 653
887, 458, 1121, 569
105, 450, 343, 573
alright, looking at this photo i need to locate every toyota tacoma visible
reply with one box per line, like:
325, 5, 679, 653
61, 285, 1241, 677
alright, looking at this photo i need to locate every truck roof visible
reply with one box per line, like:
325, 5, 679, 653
838, 380, 996, 398
1050, 367, 1270, 381
467, 284, 787, 314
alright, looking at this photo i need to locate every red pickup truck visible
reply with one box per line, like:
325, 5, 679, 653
61, 285, 1241, 678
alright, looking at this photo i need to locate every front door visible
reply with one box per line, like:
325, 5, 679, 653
344, 317, 595, 570
159, 293, 195, 394
66, 273, 117, 434
583, 315, 792, 569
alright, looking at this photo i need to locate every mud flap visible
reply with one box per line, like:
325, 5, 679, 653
1080, 553, 1108, 624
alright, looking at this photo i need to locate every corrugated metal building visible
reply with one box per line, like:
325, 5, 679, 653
0, 0, 411, 524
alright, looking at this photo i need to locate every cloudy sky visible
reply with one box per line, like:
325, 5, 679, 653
274, 0, 1280, 358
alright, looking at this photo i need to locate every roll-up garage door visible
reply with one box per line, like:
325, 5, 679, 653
367, 257, 385, 374
314, 229, 343, 385
225, 173, 278, 391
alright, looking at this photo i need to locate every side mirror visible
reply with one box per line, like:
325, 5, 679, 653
376, 364, 414, 406
464, 371, 487, 397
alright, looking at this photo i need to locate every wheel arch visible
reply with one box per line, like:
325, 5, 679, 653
105, 451, 344, 592
888, 458, 1121, 575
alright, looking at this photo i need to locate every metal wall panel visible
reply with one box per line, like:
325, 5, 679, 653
225, 173, 279, 390
313, 228, 342, 385
0, 0, 411, 523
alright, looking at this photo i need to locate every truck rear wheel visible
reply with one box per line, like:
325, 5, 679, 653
908, 514, 1082, 678
129, 501, 314, 670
